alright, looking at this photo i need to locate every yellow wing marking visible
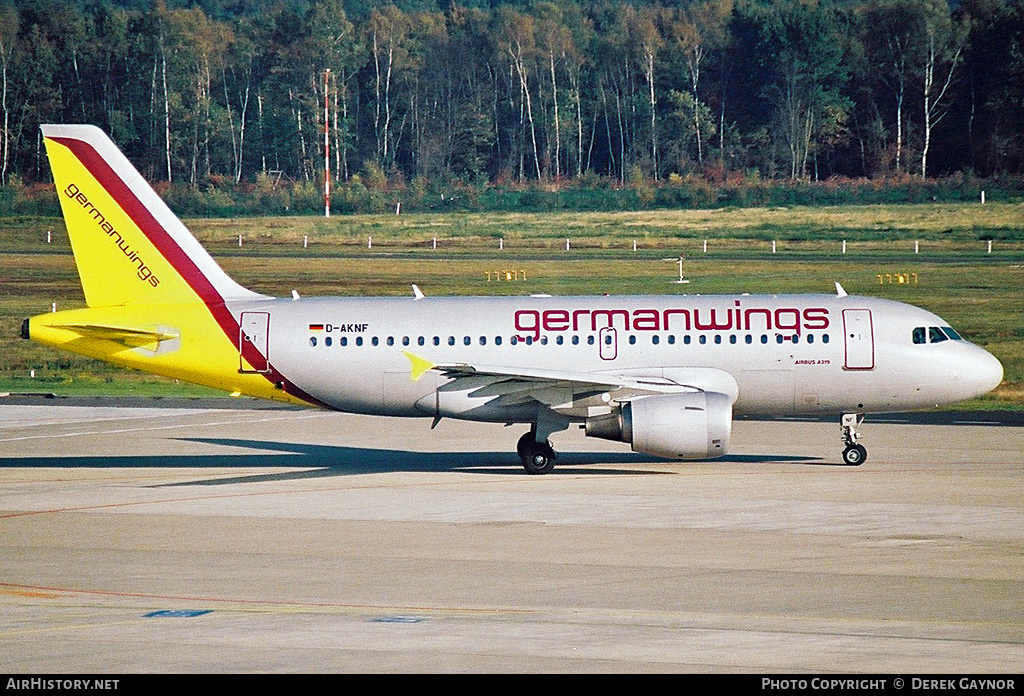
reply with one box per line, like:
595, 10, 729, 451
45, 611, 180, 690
402, 351, 437, 382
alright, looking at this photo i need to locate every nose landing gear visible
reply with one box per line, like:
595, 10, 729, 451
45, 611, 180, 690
841, 413, 867, 466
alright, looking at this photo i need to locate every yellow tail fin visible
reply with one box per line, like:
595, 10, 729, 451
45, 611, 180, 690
41, 124, 262, 308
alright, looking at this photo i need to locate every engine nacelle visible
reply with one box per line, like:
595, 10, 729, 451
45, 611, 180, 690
585, 391, 732, 459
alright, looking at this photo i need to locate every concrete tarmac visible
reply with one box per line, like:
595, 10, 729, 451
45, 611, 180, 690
0, 398, 1022, 673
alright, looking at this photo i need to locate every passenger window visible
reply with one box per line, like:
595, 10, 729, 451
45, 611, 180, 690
495, 336, 502, 346
464, 336, 471, 345
571, 336, 579, 345
929, 326, 948, 343
309, 337, 317, 347
587, 336, 595, 345
448, 336, 455, 346
652, 335, 659, 345
356, 337, 363, 346
386, 337, 394, 346
668, 335, 675, 345
325, 337, 332, 346
714, 335, 722, 344
729, 335, 737, 344
372, 337, 379, 347
822, 334, 830, 344
433, 336, 440, 346
684, 335, 691, 345
556, 336, 563, 345
629, 335, 636, 345
745, 335, 752, 344
699, 335, 707, 345
341, 337, 347, 346
479, 336, 486, 345
913, 327, 927, 344
402, 336, 410, 346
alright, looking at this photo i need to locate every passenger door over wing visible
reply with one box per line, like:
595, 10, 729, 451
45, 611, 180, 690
599, 326, 617, 361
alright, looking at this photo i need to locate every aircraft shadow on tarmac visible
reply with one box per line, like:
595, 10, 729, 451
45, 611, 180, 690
0, 437, 826, 485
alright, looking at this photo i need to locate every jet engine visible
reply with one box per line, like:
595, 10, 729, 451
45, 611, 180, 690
585, 391, 732, 459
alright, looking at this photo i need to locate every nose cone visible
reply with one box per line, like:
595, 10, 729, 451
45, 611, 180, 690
969, 346, 1004, 397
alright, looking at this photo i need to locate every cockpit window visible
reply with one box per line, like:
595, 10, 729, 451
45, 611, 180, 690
914, 326, 965, 344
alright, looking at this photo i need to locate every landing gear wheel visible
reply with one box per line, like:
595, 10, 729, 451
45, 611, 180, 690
840, 413, 866, 466
521, 441, 557, 475
516, 432, 533, 460
842, 444, 867, 466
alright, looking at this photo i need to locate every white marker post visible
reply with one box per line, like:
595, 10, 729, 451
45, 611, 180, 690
842, 240, 847, 254
324, 68, 330, 219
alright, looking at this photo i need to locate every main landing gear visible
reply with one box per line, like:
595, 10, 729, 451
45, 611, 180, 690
517, 410, 570, 474
517, 432, 557, 474
841, 413, 867, 466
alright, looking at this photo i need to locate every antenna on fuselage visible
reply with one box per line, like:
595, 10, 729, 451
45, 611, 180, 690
835, 282, 848, 297
411, 284, 425, 300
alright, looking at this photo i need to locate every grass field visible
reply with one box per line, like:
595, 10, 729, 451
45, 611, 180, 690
2, 203, 1022, 406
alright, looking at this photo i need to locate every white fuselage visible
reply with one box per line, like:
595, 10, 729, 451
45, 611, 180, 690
239, 293, 1003, 421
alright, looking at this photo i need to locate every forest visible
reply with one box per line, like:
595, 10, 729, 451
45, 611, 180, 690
0, 0, 1022, 215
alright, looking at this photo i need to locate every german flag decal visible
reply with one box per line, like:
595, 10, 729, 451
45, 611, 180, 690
308, 324, 325, 331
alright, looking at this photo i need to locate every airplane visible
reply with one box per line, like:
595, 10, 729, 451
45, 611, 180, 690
22, 124, 1004, 473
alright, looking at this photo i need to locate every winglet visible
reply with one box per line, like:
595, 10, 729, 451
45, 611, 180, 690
835, 282, 848, 297
402, 351, 436, 381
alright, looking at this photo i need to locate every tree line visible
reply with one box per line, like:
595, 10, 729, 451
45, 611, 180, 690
0, 0, 1022, 209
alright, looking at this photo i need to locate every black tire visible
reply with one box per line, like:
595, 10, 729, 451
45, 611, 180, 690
521, 442, 557, 474
842, 444, 867, 466
516, 432, 533, 459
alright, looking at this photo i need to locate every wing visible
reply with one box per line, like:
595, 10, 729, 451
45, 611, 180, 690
402, 351, 738, 417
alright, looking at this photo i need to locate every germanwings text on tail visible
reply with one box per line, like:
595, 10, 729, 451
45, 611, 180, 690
24, 125, 1004, 473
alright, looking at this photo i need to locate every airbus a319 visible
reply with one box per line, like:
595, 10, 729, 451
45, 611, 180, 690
23, 125, 1004, 473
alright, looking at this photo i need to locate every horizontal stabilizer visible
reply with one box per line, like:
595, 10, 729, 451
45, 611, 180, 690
54, 323, 180, 350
